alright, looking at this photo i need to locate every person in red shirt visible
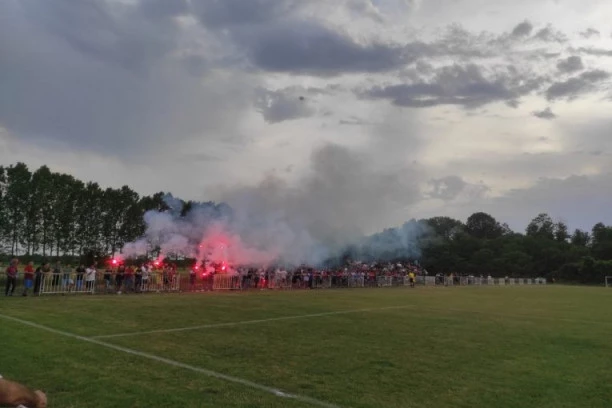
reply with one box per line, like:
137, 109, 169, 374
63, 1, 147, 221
22, 261, 35, 296
5, 258, 18, 296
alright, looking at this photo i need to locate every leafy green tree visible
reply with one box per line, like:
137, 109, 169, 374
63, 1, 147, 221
571, 229, 590, 247
424, 216, 464, 240
4, 163, 32, 255
0, 166, 7, 253
554, 221, 569, 242
526, 213, 555, 240
591, 223, 612, 260
465, 212, 503, 240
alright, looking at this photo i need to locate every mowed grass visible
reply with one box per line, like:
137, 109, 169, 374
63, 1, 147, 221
1, 286, 612, 408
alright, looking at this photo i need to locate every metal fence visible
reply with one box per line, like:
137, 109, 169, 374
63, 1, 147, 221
1, 272, 546, 297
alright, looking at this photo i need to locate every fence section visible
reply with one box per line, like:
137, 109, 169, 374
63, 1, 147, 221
1, 271, 547, 296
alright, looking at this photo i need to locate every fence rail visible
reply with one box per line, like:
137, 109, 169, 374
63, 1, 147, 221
1, 272, 547, 297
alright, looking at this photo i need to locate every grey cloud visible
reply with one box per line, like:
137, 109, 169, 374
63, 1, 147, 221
490, 173, 612, 231
546, 70, 610, 100
364, 64, 542, 108
437, 171, 612, 232
191, 0, 300, 28
428, 176, 467, 201
21, 0, 180, 74
140, 0, 189, 20
254, 88, 316, 123
574, 47, 612, 57
533, 26, 567, 43
233, 20, 410, 75
532, 107, 557, 120
512, 20, 533, 37
580, 28, 600, 39
0, 0, 254, 157
344, 0, 385, 23
557, 56, 584, 73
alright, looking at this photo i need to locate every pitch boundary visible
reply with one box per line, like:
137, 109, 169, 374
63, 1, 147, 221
0, 313, 342, 408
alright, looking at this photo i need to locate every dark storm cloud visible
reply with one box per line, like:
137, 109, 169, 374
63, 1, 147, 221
532, 107, 557, 120
363, 64, 543, 108
20, 0, 180, 73
546, 70, 611, 100
231, 20, 411, 75
190, 0, 300, 28
556, 56, 584, 73
140, 0, 190, 20
0, 0, 253, 156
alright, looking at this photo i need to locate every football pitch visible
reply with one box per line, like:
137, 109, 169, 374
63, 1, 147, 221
1, 286, 611, 408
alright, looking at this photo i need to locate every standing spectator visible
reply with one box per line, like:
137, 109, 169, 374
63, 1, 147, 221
189, 267, 197, 291
162, 265, 170, 290
51, 261, 61, 287
135, 264, 143, 293
141, 264, 150, 292
75, 264, 86, 292
124, 264, 135, 292
34, 262, 51, 294
85, 264, 97, 293
115, 264, 125, 294
103, 266, 112, 292
5, 258, 18, 296
22, 261, 35, 296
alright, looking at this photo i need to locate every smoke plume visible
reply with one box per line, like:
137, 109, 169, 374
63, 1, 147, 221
122, 143, 428, 266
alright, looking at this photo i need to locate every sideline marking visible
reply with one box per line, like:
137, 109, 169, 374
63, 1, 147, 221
0, 313, 342, 408
91, 305, 416, 339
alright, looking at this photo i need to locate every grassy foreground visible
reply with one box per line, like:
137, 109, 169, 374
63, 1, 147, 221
1, 286, 611, 408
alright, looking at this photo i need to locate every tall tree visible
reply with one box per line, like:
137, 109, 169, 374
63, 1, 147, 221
0, 166, 7, 253
526, 213, 555, 240
591, 223, 612, 260
3, 163, 32, 255
571, 229, 590, 247
465, 212, 503, 240
554, 221, 570, 242
424, 216, 464, 240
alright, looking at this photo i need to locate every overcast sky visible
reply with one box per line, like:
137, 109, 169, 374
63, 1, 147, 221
1, 0, 611, 234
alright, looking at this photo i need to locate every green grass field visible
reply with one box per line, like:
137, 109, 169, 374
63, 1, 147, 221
1, 286, 611, 408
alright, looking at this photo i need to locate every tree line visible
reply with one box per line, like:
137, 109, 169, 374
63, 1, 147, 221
416, 213, 612, 284
0, 163, 169, 260
2, 163, 612, 284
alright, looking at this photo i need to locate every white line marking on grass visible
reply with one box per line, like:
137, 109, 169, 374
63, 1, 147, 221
0, 313, 342, 408
91, 305, 417, 339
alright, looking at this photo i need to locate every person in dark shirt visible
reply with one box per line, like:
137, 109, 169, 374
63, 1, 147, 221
75, 264, 86, 292
103, 267, 112, 292
34, 263, 51, 294
115, 265, 125, 294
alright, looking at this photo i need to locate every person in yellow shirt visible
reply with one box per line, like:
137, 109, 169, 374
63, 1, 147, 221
408, 271, 415, 288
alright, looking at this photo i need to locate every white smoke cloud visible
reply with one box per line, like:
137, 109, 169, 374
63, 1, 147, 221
121, 143, 427, 266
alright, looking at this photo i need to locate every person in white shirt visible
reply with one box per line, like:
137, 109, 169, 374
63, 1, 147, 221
85, 264, 96, 292
141, 265, 150, 291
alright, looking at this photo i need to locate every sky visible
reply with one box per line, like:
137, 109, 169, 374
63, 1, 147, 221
1, 0, 611, 235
